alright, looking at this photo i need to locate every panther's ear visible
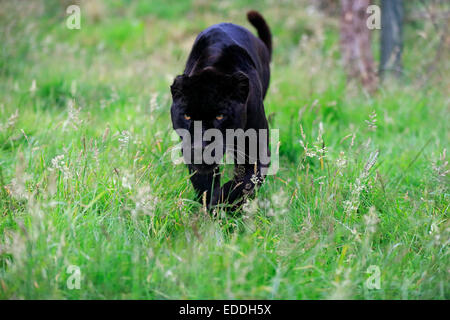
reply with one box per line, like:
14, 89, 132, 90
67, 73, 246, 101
170, 75, 186, 100
230, 71, 249, 103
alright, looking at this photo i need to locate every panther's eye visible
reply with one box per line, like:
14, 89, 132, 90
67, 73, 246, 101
184, 114, 191, 120
216, 114, 224, 120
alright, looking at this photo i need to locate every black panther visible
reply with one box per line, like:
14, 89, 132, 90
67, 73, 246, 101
170, 10, 272, 210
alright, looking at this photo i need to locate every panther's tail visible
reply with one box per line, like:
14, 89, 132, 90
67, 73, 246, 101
247, 10, 272, 59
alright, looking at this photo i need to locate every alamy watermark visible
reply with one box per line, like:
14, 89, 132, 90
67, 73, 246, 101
365, 265, 381, 290
367, 5, 381, 30
66, 265, 81, 290
171, 122, 279, 175
66, 5, 81, 30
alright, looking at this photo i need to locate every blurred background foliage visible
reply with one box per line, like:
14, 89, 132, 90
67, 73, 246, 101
0, 0, 448, 299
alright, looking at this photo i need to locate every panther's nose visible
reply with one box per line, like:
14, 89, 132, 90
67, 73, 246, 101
191, 135, 204, 161
192, 145, 204, 153
192, 137, 208, 149
191, 145, 204, 165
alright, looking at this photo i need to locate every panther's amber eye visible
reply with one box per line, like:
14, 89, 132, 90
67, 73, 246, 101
216, 114, 224, 120
184, 114, 191, 120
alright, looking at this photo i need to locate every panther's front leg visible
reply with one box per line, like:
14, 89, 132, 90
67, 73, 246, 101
188, 165, 221, 209
216, 162, 264, 209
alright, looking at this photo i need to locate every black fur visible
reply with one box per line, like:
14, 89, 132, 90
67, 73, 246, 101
170, 10, 272, 210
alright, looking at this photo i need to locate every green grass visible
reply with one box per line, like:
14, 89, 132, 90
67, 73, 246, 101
0, 0, 448, 299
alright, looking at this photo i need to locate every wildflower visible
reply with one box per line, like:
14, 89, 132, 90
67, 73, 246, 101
49, 154, 72, 180
344, 151, 379, 216
131, 185, 158, 217
336, 151, 347, 171
431, 149, 448, 178
121, 171, 134, 190
242, 198, 258, 216
164, 269, 175, 280
250, 174, 260, 185
365, 111, 377, 131
118, 130, 130, 152
64, 100, 82, 130
102, 126, 110, 143
299, 122, 327, 162
363, 150, 379, 176
0, 109, 19, 132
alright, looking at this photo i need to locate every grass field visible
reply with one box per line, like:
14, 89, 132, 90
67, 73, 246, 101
0, 0, 448, 299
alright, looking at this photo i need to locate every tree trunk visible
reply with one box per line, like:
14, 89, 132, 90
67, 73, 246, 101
340, 0, 378, 92
380, 0, 404, 78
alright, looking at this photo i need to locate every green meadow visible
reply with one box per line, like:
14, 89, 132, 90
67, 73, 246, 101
0, 0, 448, 299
